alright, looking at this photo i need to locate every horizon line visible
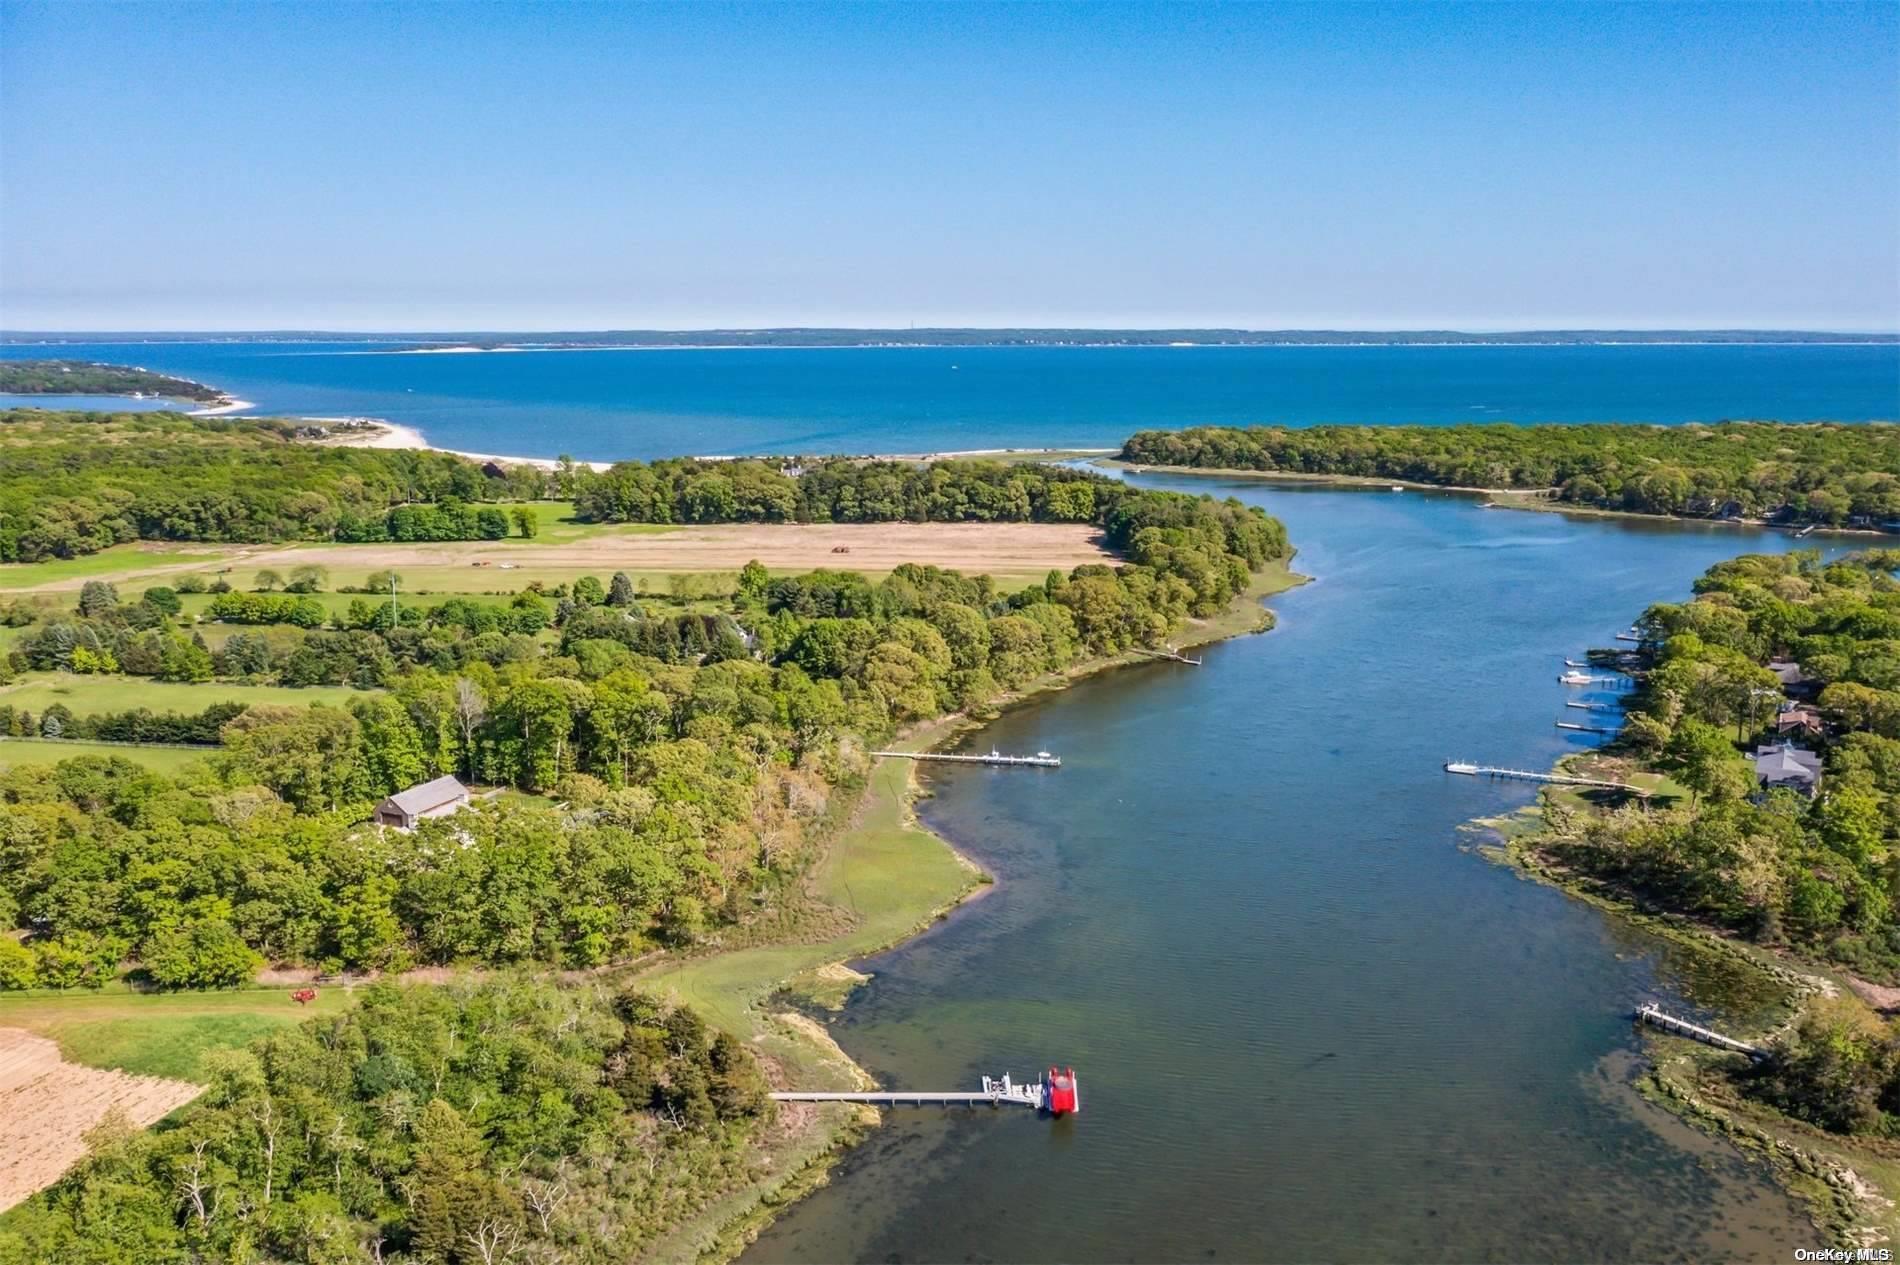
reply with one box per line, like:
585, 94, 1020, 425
3, 325, 1897, 340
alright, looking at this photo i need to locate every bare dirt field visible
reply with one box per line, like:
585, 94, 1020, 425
4, 523, 1112, 594
0, 1027, 201, 1211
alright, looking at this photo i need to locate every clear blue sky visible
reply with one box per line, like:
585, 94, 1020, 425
2, 0, 1896, 331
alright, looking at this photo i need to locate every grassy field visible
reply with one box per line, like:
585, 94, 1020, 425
0, 672, 369, 716
0, 544, 233, 593
0, 986, 354, 1080
0, 738, 210, 774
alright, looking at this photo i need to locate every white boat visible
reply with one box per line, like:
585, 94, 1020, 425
1559, 671, 1595, 685
1390, 485, 1405, 492
1564, 658, 1588, 668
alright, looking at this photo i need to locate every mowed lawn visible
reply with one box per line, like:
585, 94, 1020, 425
0, 543, 235, 592
0, 738, 209, 774
0, 672, 370, 715
0, 987, 355, 1080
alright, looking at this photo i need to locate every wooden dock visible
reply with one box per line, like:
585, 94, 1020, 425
773, 1074, 1049, 1110
1133, 648, 1203, 667
870, 749, 1061, 768
1634, 1004, 1767, 1060
1444, 761, 1646, 794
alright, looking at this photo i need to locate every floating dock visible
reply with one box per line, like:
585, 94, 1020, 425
1444, 761, 1647, 794
1634, 1004, 1767, 1060
870, 749, 1061, 768
1565, 701, 1619, 712
773, 1073, 1067, 1111
1556, 721, 1620, 735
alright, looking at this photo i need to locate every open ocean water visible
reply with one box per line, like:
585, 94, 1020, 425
2, 340, 1896, 460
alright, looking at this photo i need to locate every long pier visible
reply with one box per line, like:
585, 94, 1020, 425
1635, 1004, 1768, 1060
1556, 721, 1620, 735
773, 1074, 1048, 1109
1444, 761, 1646, 794
1565, 701, 1619, 712
869, 749, 1061, 768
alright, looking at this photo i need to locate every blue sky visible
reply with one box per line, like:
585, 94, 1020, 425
2, 1, 1896, 331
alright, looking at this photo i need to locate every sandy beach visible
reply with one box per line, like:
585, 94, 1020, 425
315, 418, 1111, 471
314, 419, 616, 472
187, 397, 256, 416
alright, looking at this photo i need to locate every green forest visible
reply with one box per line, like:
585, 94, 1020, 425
0, 360, 226, 403
1526, 550, 1900, 1135
0, 408, 1294, 564
1120, 422, 1900, 526
0, 488, 1286, 985
0, 977, 778, 1263
0, 411, 529, 562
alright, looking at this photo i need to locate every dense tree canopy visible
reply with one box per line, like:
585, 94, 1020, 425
0, 359, 226, 402
1120, 423, 1900, 526
0, 411, 542, 562
0, 977, 776, 1264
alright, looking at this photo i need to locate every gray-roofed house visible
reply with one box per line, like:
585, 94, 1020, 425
1753, 743, 1823, 796
374, 775, 471, 829
1767, 659, 1821, 700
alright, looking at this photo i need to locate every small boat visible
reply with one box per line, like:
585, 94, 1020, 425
1390, 485, 1405, 492
1564, 658, 1588, 668
1559, 671, 1595, 685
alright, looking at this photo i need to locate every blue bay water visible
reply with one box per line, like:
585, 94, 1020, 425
2, 341, 1896, 461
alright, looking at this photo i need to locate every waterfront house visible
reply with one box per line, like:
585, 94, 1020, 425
373, 775, 471, 829
1753, 743, 1822, 796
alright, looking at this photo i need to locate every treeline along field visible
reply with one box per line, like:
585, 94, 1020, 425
0, 410, 527, 562
1121, 422, 1900, 526
0, 407, 1288, 565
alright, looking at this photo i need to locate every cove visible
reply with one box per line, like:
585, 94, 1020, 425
742, 477, 1847, 1263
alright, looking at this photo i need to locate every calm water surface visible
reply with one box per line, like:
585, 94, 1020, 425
2, 341, 1895, 460
744, 480, 1840, 1264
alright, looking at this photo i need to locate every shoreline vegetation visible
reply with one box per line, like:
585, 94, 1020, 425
1472, 550, 1900, 1247
1119, 422, 1900, 533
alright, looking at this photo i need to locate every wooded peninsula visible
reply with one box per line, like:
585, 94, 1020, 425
0, 360, 226, 404
1121, 422, 1900, 528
